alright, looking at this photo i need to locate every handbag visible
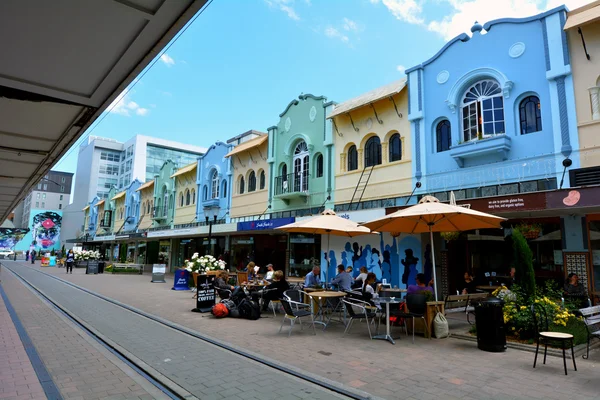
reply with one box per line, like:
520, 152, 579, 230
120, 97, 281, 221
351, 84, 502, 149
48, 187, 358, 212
433, 311, 449, 338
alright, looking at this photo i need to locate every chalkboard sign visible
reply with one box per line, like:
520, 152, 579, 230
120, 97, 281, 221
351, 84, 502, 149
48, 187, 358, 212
151, 264, 166, 283
86, 260, 99, 275
194, 274, 215, 313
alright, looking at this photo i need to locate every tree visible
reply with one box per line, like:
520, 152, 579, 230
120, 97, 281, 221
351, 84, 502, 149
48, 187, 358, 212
512, 228, 536, 298
61, 244, 66, 257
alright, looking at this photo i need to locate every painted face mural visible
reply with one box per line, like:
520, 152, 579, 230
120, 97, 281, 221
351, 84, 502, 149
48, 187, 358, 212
32, 212, 62, 249
0, 228, 29, 250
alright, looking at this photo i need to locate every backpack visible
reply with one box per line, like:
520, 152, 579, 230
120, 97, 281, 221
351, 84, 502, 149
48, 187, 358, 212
238, 299, 261, 320
221, 299, 239, 318
211, 303, 229, 318
230, 286, 247, 306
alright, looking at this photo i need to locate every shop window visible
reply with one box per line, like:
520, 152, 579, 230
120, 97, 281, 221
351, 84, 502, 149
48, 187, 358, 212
482, 186, 498, 197
191, 189, 196, 204
436, 120, 452, 152
211, 170, 220, 199
248, 171, 256, 192
239, 176, 245, 194
203, 185, 208, 201
179, 192, 184, 207
347, 145, 358, 171
185, 189, 191, 206
462, 79, 505, 141
259, 170, 265, 190
389, 133, 402, 161
315, 154, 324, 177
364, 136, 382, 167
221, 180, 227, 198
498, 183, 519, 196
519, 96, 542, 134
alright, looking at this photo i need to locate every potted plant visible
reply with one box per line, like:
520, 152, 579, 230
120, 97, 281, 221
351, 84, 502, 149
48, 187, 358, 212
441, 231, 461, 241
516, 223, 542, 239
185, 253, 226, 275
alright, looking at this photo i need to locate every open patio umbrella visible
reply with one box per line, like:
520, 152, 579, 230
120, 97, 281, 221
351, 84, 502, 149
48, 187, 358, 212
361, 196, 506, 300
276, 209, 372, 284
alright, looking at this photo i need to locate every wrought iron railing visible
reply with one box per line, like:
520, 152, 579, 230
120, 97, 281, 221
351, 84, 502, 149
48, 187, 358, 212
274, 171, 309, 196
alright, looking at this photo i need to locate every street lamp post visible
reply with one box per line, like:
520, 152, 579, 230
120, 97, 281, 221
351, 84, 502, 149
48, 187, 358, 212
204, 208, 218, 256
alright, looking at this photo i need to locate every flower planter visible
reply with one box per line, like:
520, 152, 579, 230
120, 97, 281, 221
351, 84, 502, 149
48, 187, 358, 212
522, 230, 540, 239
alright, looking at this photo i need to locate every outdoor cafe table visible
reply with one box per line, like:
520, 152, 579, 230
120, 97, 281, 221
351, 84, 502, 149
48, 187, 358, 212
373, 297, 403, 345
307, 291, 347, 329
476, 285, 500, 293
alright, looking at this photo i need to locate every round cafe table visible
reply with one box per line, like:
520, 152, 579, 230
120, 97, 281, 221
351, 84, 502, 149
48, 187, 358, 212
307, 291, 347, 329
373, 297, 403, 345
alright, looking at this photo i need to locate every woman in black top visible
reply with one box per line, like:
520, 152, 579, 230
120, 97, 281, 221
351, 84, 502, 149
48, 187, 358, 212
257, 270, 289, 311
461, 272, 476, 294
214, 270, 235, 299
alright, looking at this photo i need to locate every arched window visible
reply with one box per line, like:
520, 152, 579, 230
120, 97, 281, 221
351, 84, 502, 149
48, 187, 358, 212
293, 141, 309, 192
462, 79, 505, 141
259, 170, 266, 190
315, 154, 324, 177
191, 189, 196, 205
389, 133, 402, 162
281, 163, 287, 177
519, 96, 542, 134
185, 189, 191, 206
179, 192, 184, 207
436, 120, 452, 152
248, 171, 257, 192
203, 185, 208, 201
211, 170, 219, 199
347, 145, 358, 171
364, 136, 382, 167
239, 176, 245, 194
221, 180, 227, 198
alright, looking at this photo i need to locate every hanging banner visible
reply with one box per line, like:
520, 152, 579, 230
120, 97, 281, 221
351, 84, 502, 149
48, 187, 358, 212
151, 264, 166, 283
172, 269, 190, 290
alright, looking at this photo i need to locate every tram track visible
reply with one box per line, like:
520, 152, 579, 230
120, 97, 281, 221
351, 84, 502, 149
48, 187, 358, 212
2, 262, 376, 400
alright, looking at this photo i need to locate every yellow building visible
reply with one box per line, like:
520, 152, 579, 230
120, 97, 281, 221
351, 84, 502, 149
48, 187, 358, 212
94, 200, 106, 234
171, 163, 198, 226
111, 190, 126, 233
226, 132, 269, 220
566, 1, 600, 170
328, 79, 412, 208
136, 180, 155, 230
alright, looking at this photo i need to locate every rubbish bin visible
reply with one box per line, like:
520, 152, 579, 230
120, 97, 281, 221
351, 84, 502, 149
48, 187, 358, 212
98, 262, 105, 274
475, 296, 507, 352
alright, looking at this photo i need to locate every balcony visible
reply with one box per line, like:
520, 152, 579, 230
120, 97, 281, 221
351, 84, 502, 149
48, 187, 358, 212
274, 172, 310, 203
202, 197, 220, 208
151, 206, 168, 221
450, 134, 512, 167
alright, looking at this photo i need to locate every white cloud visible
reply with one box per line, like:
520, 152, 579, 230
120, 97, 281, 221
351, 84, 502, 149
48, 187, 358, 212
325, 26, 349, 42
343, 17, 359, 32
265, 0, 300, 20
108, 91, 149, 117
396, 65, 406, 74
378, 0, 594, 41
160, 53, 175, 66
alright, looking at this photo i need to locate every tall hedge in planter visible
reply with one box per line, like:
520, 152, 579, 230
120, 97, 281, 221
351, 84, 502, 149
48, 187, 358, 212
512, 229, 535, 299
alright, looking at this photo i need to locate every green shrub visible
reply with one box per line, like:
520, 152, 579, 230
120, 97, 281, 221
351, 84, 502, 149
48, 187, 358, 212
511, 229, 535, 299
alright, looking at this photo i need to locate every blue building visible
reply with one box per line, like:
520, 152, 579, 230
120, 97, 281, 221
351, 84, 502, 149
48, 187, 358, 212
196, 142, 233, 223
407, 6, 579, 199
122, 179, 142, 233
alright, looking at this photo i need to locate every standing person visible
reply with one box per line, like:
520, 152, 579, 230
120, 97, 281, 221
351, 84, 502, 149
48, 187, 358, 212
30, 249, 36, 264
65, 249, 75, 274
25, 250, 29, 261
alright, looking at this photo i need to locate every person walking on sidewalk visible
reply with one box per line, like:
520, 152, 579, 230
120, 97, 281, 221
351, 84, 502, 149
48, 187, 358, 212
30, 250, 36, 264
65, 249, 75, 274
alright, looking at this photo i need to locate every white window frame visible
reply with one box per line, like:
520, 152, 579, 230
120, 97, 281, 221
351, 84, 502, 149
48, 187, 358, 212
461, 79, 505, 142
211, 170, 220, 199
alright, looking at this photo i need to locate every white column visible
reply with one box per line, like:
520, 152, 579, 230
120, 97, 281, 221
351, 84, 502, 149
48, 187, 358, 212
589, 86, 600, 121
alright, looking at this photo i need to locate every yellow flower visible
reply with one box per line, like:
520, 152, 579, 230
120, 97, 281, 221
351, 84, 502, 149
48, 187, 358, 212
520, 306, 526, 311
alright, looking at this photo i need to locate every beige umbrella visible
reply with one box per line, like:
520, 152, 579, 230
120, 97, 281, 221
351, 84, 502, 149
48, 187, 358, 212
277, 209, 372, 283
361, 196, 506, 300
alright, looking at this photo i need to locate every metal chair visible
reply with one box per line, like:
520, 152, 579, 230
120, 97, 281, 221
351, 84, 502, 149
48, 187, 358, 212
343, 298, 380, 339
392, 293, 428, 343
279, 299, 316, 337
260, 287, 281, 317
531, 303, 577, 375
284, 289, 313, 311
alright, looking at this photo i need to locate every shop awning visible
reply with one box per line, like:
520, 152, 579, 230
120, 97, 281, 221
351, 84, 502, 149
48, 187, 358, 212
225, 135, 268, 158
170, 162, 197, 178
96, 200, 105, 206
111, 191, 126, 201
564, 1, 600, 30
82, 205, 90, 211
328, 79, 407, 119
136, 180, 155, 192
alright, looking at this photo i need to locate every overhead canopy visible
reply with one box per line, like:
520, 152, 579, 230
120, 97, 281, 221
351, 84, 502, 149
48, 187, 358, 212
96, 200, 105, 207
82, 205, 90, 212
328, 79, 407, 119
170, 162, 197, 178
564, 0, 600, 30
111, 191, 126, 201
0, 0, 208, 221
225, 135, 268, 158
136, 180, 155, 192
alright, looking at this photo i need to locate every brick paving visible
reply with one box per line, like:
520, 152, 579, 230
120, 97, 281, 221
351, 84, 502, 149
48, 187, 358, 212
0, 268, 167, 400
2, 262, 351, 400
9, 261, 600, 399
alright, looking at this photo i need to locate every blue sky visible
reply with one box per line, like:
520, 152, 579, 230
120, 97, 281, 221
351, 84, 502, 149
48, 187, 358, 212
53, 0, 592, 175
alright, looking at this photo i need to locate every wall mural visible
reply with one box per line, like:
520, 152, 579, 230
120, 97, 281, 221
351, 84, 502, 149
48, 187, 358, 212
321, 232, 422, 288
15, 210, 62, 252
0, 228, 30, 251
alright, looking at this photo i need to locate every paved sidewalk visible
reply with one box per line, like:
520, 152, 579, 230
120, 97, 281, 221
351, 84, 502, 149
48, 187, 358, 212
1, 268, 166, 400
13, 262, 600, 400
0, 285, 46, 400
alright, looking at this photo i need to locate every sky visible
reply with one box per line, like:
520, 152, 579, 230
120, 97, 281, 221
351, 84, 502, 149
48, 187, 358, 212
53, 0, 594, 175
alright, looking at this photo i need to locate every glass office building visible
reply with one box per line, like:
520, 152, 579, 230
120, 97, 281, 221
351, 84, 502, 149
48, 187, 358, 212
145, 145, 201, 181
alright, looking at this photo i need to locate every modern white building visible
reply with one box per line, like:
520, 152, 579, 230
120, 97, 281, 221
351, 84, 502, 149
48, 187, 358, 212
62, 135, 206, 245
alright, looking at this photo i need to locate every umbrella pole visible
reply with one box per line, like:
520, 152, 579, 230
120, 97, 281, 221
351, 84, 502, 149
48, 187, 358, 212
429, 227, 439, 301
326, 233, 330, 285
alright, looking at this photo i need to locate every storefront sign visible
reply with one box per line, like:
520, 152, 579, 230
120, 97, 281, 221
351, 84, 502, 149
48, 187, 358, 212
232, 237, 253, 245
115, 234, 130, 240
290, 236, 314, 244
151, 264, 166, 283
237, 217, 294, 232
337, 208, 386, 223
94, 234, 115, 241
546, 187, 600, 209
172, 269, 190, 291
148, 227, 203, 238
86, 260, 99, 275
194, 274, 216, 313
460, 193, 546, 213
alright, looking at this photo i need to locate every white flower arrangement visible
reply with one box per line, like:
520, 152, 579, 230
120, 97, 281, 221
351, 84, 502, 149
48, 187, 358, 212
74, 250, 101, 261
185, 253, 226, 273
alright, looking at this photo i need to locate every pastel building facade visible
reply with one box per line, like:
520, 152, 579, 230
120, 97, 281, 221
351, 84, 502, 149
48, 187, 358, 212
121, 179, 142, 233
407, 6, 579, 199
172, 163, 198, 227
197, 142, 232, 223
136, 181, 155, 231
152, 160, 177, 230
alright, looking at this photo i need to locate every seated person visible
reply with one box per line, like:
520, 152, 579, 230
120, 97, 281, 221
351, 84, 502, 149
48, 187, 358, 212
407, 273, 435, 296
351, 266, 369, 289
346, 266, 353, 275
214, 270, 235, 299
564, 273, 587, 298
331, 264, 353, 291
264, 264, 275, 281
252, 270, 290, 311
304, 265, 322, 288
361, 272, 379, 301
461, 271, 477, 294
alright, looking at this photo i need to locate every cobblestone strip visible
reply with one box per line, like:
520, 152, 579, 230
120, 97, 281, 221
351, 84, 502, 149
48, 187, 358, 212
1, 269, 166, 400
0, 284, 47, 400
